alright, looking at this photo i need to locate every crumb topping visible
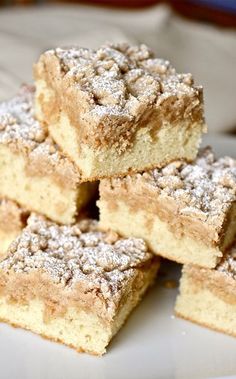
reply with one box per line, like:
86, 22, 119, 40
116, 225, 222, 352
1, 215, 153, 299
51, 42, 200, 119
0, 86, 80, 185
217, 242, 236, 279
151, 147, 236, 221
38, 43, 204, 151
0, 85, 47, 150
112, 147, 236, 225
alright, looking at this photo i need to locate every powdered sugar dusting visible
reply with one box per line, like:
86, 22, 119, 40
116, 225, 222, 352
39, 43, 204, 152
150, 147, 236, 224
0, 85, 60, 157
53, 43, 198, 119
1, 215, 153, 298
0, 85, 46, 151
113, 147, 236, 225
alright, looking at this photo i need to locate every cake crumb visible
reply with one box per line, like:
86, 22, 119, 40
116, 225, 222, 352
1, 215, 154, 302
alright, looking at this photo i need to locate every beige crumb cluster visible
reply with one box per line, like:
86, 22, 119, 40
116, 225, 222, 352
0, 214, 159, 355
175, 241, 236, 338
151, 147, 236, 221
35, 42, 205, 179
0, 86, 97, 224
46, 44, 200, 150
99, 147, 236, 268
5, 215, 153, 291
110, 146, 236, 226
0, 199, 28, 259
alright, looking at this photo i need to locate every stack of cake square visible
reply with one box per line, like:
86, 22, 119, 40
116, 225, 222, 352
0, 82, 159, 355
0, 42, 235, 355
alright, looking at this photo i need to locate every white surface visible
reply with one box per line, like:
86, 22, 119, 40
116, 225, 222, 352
0, 134, 235, 379
0, 4, 236, 132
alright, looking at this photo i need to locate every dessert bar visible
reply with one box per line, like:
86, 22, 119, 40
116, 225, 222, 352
0, 215, 159, 355
35, 43, 206, 180
99, 147, 236, 268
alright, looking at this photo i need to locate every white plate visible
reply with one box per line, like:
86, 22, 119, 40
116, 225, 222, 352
0, 133, 236, 379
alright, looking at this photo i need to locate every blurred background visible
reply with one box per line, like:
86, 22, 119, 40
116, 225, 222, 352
0, 0, 236, 133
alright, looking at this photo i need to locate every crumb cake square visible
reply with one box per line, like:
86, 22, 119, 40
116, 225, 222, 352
0, 215, 159, 355
0, 199, 28, 259
34, 43, 206, 180
0, 86, 97, 224
99, 147, 236, 268
175, 242, 236, 337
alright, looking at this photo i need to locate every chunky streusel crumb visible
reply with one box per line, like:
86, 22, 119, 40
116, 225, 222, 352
4, 215, 154, 294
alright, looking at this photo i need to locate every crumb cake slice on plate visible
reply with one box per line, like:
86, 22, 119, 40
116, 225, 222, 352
0, 86, 97, 224
34, 43, 206, 180
0, 215, 159, 355
0, 199, 28, 259
99, 147, 236, 268
175, 242, 236, 337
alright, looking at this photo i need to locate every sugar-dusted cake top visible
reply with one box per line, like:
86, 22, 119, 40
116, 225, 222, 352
110, 147, 236, 225
217, 242, 236, 279
0, 86, 80, 187
0, 85, 46, 150
150, 147, 236, 218
36, 43, 204, 151
1, 215, 153, 298
48, 43, 201, 119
